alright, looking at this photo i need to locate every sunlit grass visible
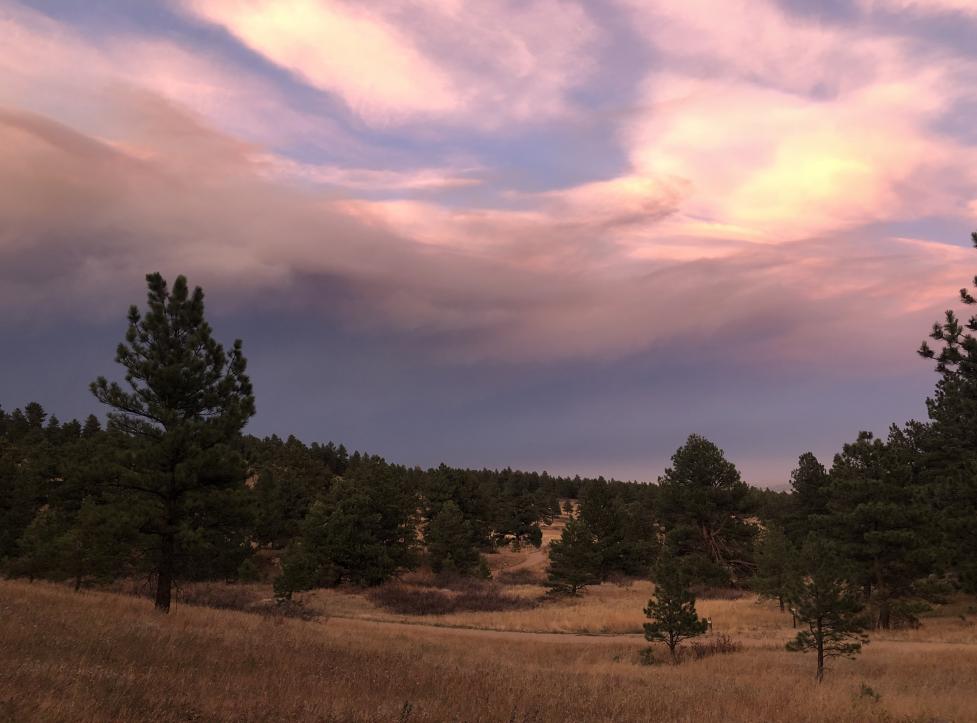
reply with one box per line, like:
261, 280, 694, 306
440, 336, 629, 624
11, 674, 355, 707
3, 579, 976, 722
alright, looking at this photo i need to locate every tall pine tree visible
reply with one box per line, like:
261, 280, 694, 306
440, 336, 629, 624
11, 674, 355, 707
918, 231, 977, 591
91, 273, 255, 612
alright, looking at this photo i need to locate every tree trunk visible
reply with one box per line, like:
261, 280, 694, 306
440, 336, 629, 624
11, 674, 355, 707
74, 574, 82, 592
877, 601, 891, 630
155, 532, 175, 613
815, 619, 824, 683
778, 595, 785, 612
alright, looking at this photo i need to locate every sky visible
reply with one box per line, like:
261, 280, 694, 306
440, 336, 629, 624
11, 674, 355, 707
1, 0, 976, 486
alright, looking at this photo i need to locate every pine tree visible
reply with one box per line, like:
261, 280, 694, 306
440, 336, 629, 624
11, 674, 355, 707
91, 273, 255, 612
426, 500, 481, 575
785, 452, 830, 543
643, 558, 710, 662
657, 435, 757, 586
785, 538, 869, 682
276, 459, 418, 591
825, 426, 941, 628
918, 232, 977, 591
546, 518, 601, 595
753, 524, 794, 614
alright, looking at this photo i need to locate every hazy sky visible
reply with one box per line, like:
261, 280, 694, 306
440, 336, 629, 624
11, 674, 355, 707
2, 0, 975, 485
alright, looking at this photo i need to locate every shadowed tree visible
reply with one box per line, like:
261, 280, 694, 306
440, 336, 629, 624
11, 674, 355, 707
426, 500, 481, 576
918, 231, 977, 591
785, 452, 830, 543
753, 523, 795, 616
547, 518, 601, 595
657, 434, 757, 586
825, 426, 943, 629
91, 273, 255, 612
643, 558, 710, 662
785, 538, 869, 682
276, 458, 418, 592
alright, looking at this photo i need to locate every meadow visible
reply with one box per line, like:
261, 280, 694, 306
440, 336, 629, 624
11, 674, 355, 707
3, 524, 977, 723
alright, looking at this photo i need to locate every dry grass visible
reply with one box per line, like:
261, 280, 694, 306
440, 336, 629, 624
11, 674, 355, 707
303, 579, 794, 637
2, 580, 977, 722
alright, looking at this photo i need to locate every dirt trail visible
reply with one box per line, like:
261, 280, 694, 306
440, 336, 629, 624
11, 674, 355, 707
326, 615, 977, 653
503, 547, 549, 573
327, 615, 645, 645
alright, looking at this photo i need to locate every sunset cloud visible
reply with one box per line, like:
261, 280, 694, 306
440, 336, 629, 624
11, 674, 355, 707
1, 0, 975, 480
180, 0, 598, 126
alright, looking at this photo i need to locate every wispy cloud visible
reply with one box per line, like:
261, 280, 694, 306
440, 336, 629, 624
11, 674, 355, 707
0, 0, 974, 371
180, 0, 599, 126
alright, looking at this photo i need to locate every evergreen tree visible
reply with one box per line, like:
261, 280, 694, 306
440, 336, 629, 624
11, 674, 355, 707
752, 524, 794, 614
825, 426, 941, 628
918, 232, 977, 591
785, 452, 830, 543
426, 500, 481, 575
546, 518, 601, 595
578, 479, 657, 578
657, 435, 757, 586
643, 558, 710, 662
785, 538, 869, 682
276, 460, 417, 591
81, 415, 102, 438
91, 273, 255, 612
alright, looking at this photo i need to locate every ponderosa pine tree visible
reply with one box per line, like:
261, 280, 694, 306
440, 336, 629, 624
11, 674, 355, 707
753, 524, 795, 615
91, 273, 255, 612
643, 558, 710, 662
579, 478, 656, 578
657, 435, 757, 586
825, 426, 941, 629
785, 538, 869, 682
276, 458, 417, 591
426, 500, 481, 575
0, 403, 58, 565
785, 452, 830, 543
918, 232, 977, 591
547, 518, 601, 595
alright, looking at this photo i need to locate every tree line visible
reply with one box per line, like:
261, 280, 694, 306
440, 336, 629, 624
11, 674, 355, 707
0, 274, 600, 610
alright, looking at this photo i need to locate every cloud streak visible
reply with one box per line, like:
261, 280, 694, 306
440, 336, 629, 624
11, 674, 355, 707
0, 0, 974, 367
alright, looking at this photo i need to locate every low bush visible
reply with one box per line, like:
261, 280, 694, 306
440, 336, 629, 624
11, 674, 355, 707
369, 583, 536, 615
175, 582, 260, 611
250, 598, 322, 622
686, 633, 741, 660
496, 568, 544, 586
638, 635, 741, 666
692, 586, 749, 600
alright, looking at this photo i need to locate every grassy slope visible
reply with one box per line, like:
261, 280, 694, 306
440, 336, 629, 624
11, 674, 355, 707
3, 580, 977, 722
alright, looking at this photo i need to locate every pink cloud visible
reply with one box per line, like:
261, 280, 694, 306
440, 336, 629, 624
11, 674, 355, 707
180, 0, 599, 126
0, 4, 358, 153
0, 0, 974, 375
860, 0, 977, 16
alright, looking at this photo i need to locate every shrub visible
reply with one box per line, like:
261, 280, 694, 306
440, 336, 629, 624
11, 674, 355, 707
250, 598, 322, 622
497, 568, 544, 586
175, 582, 260, 611
692, 586, 749, 600
638, 635, 740, 666
369, 582, 536, 615
686, 634, 741, 660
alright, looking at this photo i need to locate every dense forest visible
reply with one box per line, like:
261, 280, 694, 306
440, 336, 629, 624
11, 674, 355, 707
3, 234, 977, 647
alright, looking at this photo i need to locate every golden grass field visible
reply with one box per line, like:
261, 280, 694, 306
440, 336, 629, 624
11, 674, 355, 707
3, 578, 977, 722
3, 513, 977, 721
